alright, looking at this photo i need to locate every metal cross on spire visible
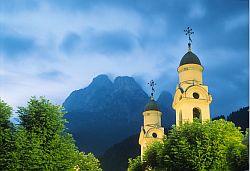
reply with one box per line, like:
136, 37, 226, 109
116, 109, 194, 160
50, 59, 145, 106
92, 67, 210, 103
184, 27, 194, 51
148, 80, 156, 99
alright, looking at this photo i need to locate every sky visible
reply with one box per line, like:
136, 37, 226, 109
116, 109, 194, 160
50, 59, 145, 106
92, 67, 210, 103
0, 0, 249, 117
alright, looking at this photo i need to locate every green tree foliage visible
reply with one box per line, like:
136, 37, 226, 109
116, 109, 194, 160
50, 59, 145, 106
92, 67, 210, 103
142, 142, 163, 169
14, 97, 80, 170
128, 119, 249, 171
77, 152, 102, 171
0, 97, 102, 171
128, 156, 143, 171
227, 142, 248, 171
0, 99, 15, 170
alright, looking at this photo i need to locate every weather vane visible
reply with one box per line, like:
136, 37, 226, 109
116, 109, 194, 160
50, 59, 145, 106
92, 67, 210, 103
184, 27, 194, 51
148, 80, 156, 98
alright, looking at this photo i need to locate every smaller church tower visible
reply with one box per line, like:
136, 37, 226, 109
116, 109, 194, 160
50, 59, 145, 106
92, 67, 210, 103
172, 27, 212, 126
139, 80, 164, 158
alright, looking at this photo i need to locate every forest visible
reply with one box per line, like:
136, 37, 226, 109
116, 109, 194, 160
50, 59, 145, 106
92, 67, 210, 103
0, 97, 248, 171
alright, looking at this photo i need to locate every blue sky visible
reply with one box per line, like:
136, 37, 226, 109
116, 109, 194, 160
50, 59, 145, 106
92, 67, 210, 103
0, 0, 248, 117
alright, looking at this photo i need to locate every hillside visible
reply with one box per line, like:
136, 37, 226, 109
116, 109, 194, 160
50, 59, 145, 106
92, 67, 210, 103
63, 74, 175, 155
100, 134, 140, 171
227, 106, 249, 131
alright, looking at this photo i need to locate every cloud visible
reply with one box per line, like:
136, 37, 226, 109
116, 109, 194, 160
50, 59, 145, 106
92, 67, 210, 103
188, 3, 206, 19
60, 30, 137, 56
224, 12, 248, 31
0, 0, 248, 118
83, 30, 137, 55
200, 48, 249, 115
0, 32, 36, 57
60, 32, 82, 53
38, 70, 64, 80
0, 0, 40, 13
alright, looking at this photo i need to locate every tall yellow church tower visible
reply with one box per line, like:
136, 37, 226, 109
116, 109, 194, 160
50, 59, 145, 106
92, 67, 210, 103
172, 27, 212, 126
139, 80, 164, 158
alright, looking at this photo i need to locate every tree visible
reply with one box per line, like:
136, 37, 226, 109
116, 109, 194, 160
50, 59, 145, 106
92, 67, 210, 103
13, 96, 102, 170
212, 115, 225, 120
0, 99, 15, 170
227, 142, 248, 171
227, 106, 249, 131
128, 156, 144, 171
142, 142, 163, 169
128, 119, 249, 171
76, 152, 102, 171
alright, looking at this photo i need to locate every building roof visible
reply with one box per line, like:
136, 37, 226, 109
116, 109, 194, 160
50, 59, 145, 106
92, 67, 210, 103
144, 98, 159, 111
179, 51, 201, 66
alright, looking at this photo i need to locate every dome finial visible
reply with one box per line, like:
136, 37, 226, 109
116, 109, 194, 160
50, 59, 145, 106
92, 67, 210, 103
148, 80, 156, 100
184, 27, 194, 52
188, 43, 191, 52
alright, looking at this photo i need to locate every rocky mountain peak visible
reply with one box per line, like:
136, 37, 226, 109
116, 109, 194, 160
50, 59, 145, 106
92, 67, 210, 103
89, 74, 113, 89
114, 76, 141, 90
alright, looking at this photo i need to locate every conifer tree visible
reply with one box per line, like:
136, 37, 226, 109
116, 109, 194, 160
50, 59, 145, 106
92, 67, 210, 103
0, 99, 15, 170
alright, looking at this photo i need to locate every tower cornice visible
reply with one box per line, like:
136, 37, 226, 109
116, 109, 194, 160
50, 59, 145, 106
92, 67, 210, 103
178, 64, 204, 73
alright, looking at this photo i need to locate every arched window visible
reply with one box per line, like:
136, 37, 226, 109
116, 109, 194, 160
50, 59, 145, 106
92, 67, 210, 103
179, 110, 182, 125
193, 107, 201, 121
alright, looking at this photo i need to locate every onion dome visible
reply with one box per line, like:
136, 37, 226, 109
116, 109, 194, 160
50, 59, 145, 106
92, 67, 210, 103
144, 97, 159, 111
179, 51, 201, 66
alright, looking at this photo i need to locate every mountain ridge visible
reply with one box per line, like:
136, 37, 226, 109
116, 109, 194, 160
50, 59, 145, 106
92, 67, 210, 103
63, 74, 175, 155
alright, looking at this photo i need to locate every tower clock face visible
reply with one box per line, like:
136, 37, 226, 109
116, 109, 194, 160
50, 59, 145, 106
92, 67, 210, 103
193, 92, 199, 99
152, 133, 157, 138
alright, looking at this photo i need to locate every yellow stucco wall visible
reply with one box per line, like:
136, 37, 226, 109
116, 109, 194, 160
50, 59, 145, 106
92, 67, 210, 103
173, 63, 212, 126
139, 110, 164, 158
143, 111, 162, 131
178, 64, 204, 84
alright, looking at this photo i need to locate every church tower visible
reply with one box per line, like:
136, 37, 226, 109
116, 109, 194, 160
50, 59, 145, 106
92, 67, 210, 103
172, 27, 212, 126
139, 80, 164, 158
